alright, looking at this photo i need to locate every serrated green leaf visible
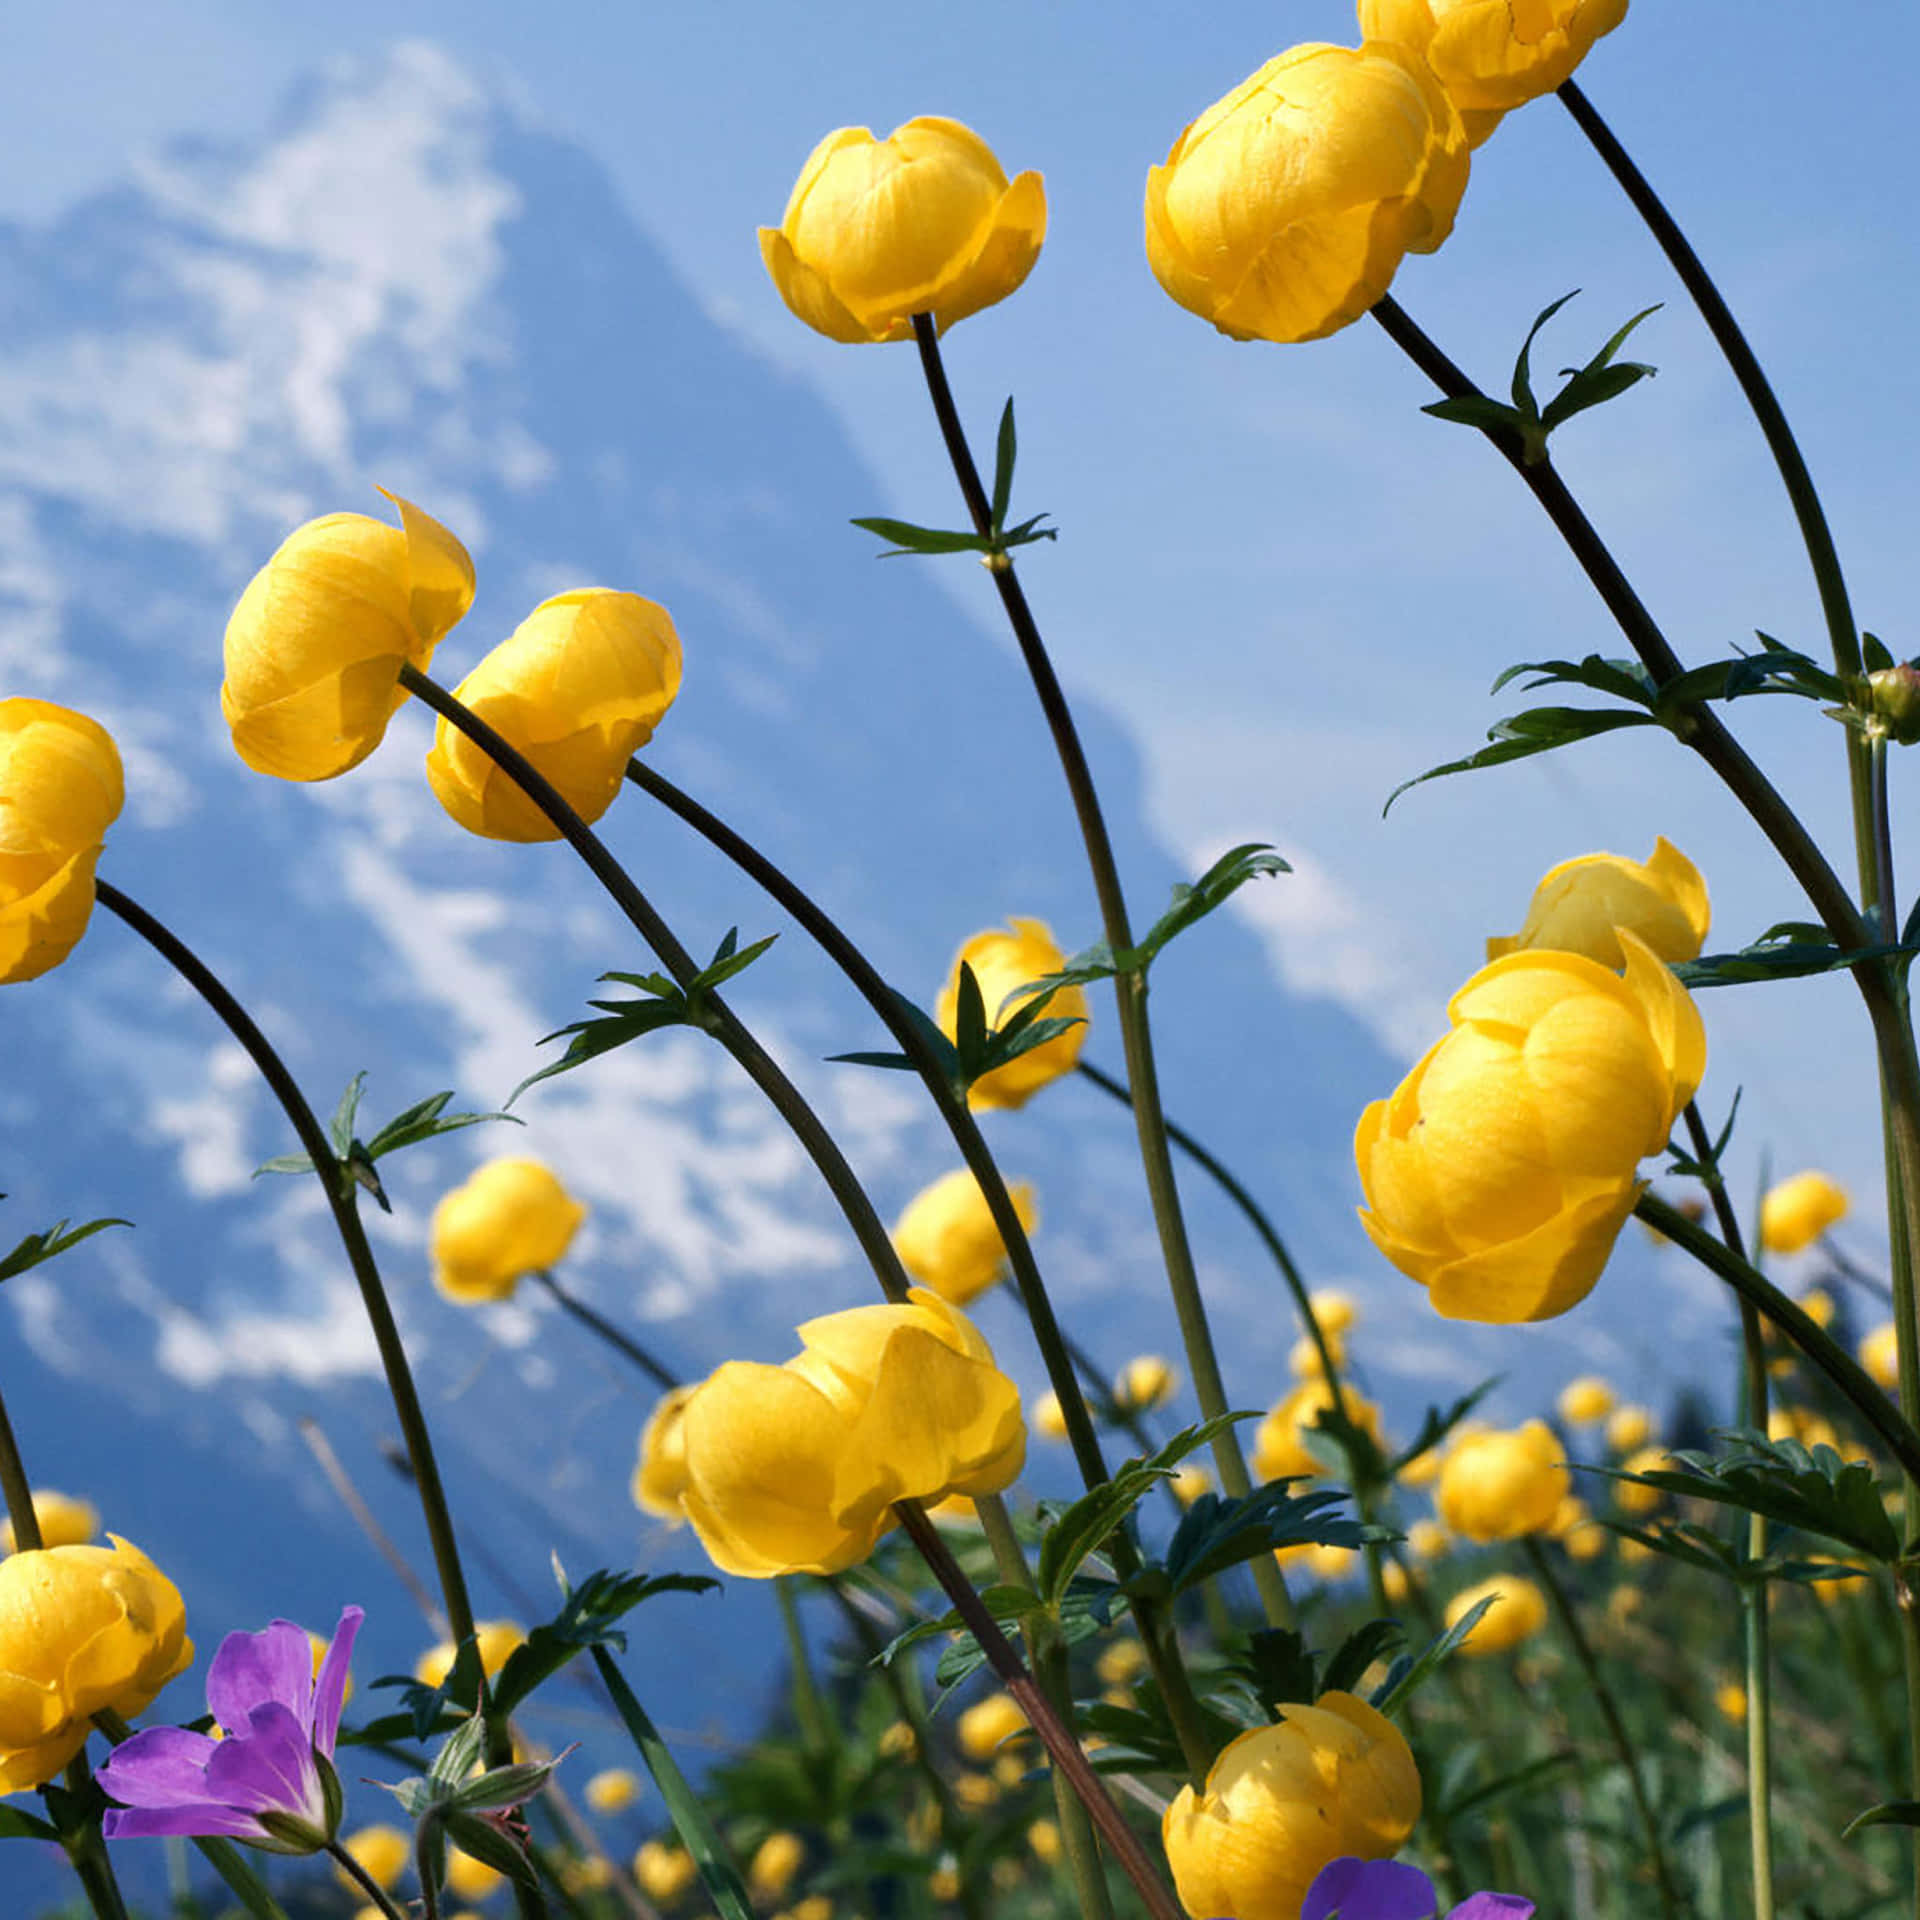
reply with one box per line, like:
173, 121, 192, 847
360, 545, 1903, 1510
1539, 359, 1656, 433
850, 516, 993, 558
875, 1585, 1046, 1670
693, 928, 780, 992
509, 996, 695, 1105
999, 512, 1058, 549
1321, 1618, 1406, 1699
362, 1091, 518, 1161
0, 1214, 130, 1283
1160, 1478, 1368, 1597
1238, 1628, 1320, 1713
1384, 707, 1659, 814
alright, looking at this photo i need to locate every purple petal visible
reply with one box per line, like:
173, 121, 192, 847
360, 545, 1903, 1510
312, 1606, 363, 1759
202, 1703, 320, 1818
96, 1728, 222, 1808
206, 1619, 314, 1738
1446, 1898, 1535, 1920
104, 1804, 268, 1842
1304, 1858, 1439, 1920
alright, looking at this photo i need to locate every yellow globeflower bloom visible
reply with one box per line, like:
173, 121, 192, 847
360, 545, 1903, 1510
892, 1167, 1037, 1307
337, 1824, 411, 1893
634, 1840, 697, 1903
1287, 1330, 1345, 1379
1446, 1577, 1549, 1655
0, 1489, 99, 1554
223, 492, 473, 782
584, 1767, 642, 1815
1397, 1446, 1441, 1489
1861, 1323, 1900, 1392
1405, 1519, 1449, 1562
1032, 1390, 1069, 1441
1308, 1288, 1359, 1337
1487, 837, 1707, 971
1359, 0, 1629, 144
430, 1157, 587, 1305
1437, 1421, 1570, 1542
1557, 1376, 1616, 1426
1253, 1376, 1383, 1482
1760, 1171, 1849, 1255
1606, 1404, 1654, 1453
426, 588, 682, 843
1614, 1446, 1669, 1516
937, 918, 1087, 1112
1162, 1691, 1420, 1920
678, 1291, 1024, 1577
446, 1849, 503, 1901
749, 1831, 806, 1903
1170, 1464, 1212, 1507
1115, 1354, 1177, 1412
0, 1536, 192, 1790
1769, 1406, 1841, 1455
761, 118, 1045, 344
0, 699, 125, 985
957, 1691, 1028, 1761
414, 1620, 525, 1689
1275, 1541, 1357, 1583
632, 1385, 697, 1524
1356, 938, 1704, 1322
1146, 44, 1468, 347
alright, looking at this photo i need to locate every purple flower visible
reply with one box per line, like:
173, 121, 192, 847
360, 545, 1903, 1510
1304, 1858, 1535, 1920
98, 1606, 362, 1855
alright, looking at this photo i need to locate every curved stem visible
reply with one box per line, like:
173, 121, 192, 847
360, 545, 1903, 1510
908, 313, 1288, 1629
526, 1268, 679, 1390
1522, 1537, 1680, 1918
398, 665, 911, 1306
327, 1840, 412, 1920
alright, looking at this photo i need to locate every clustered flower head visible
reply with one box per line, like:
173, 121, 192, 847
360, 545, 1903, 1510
430, 1156, 588, 1304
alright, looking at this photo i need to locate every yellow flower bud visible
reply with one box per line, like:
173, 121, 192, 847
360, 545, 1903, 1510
584, 1767, 642, 1815
1356, 938, 1705, 1322
1606, 1585, 1643, 1626
0, 1489, 99, 1554
1162, 1691, 1420, 1920
1487, 839, 1708, 972
1114, 1354, 1177, 1412
426, 588, 682, 842
430, 1157, 587, 1305
1358, 0, 1629, 143
1253, 1376, 1383, 1482
678, 1291, 1025, 1577
892, 1168, 1037, 1307
937, 918, 1087, 1112
0, 1536, 192, 1790
1557, 1376, 1616, 1425
632, 1385, 697, 1524
1146, 44, 1468, 346
633, 1840, 697, 1903
337, 1824, 411, 1893
1445, 1577, 1549, 1655
748, 1831, 806, 1903
1605, 1404, 1654, 1453
1437, 1421, 1569, 1542
877, 1720, 917, 1760
1381, 1560, 1411, 1603
1397, 1445, 1441, 1488
1760, 1171, 1849, 1255
1861, 1323, 1900, 1392
413, 1620, 525, 1688
1032, 1390, 1070, 1441
222, 492, 473, 781
760, 118, 1045, 344
956, 1691, 1028, 1761
0, 699, 124, 985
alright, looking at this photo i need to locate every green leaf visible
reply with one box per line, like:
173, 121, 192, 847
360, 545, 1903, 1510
1386, 1383, 1497, 1483
1132, 844, 1290, 970
443, 1808, 540, 1889
1675, 932, 1920, 990
1239, 1628, 1321, 1713
363, 1091, 518, 1162
1321, 1618, 1407, 1699
1159, 1480, 1371, 1598
1538, 302, 1662, 433
693, 927, 781, 993
827, 987, 965, 1089
1422, 394, 1531, 437
0, 1214, 129, 1284
1511, 290, 1583, 415
1864, 632, 1896, 673
0, 1804, 59, 1841
991, 398, 1017, 530
874, 1585, 1046, 1672
1372, 1601, 1496, 1717
493, 1566, 716, 1717
850, 515, 995, 558
428, 1715, 489, 1792
1384, 707, 1659, 813
1440, 1749, 1578, 1821
1844, 1801, 1920, 1839
1490, 653, 1657, 708
510, 996, 693, 1103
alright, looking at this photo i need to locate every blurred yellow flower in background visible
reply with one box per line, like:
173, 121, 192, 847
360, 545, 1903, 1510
761, 117, 1045, 343
1716, 1680, 1748, 1724
430, 1157, 587, 1305
937, 918, 1087, 1111
748, 1831, 806, 1903
0, 1489, 98, 1554
1446, 1577, 1549, 1654
1861, 1323, 1900, 1392
957, 1691, 1028, 1761
1253, 1376, 1383, 1482
584, 1767, 642, 1815
1162, 1691, 1420, 1920
1032, 1390, 1069, 1441
0, 699, 124, 985
634, 1840, 697, 1903
1170, 1464, 1212, 1507
1614, 1446, 1669, 1516
413, 1620, 525, 1688
1760, 1171, 1849, 1255
222, 492, 473, 781
426, 588, 682, 842
892, 1167, 1037, 1306
1557, 1376, 1616, 1425
632, 1385, 697, 1523
1605, 1404, 1654, 1453
1438, 1421, 1569, 1541
336, 1824, 410, 1893
1114, 1354, 1177, 1412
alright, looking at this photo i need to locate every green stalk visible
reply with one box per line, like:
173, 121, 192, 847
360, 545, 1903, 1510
774, 1576, 836, 1761
526, 1268, 679, 1389
326, 1841, 412, 1920
1522, 1537, 1680, 1917
908, 313, 1289, 1630
400, 665, 912, 1305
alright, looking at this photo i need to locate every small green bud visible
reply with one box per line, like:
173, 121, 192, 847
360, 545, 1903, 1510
1868, 665, 1920, 745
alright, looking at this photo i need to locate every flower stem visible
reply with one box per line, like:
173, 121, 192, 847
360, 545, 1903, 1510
326, 1840, 412, 1920
399, 665, 912, 1304
894, 1498, 1185, 1920
908, 313, 1288, 1630
526, 1268, 679, 1389
773, 1576, 836, 1761
1521, 1537, 1680, 1918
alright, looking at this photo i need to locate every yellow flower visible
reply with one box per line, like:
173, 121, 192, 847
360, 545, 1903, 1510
1146, 43, 1468, 347
760, 118, 1045, 343
790, 1899, 833, 1920
0, 699, 124, 986
1606, 1585, 1642, 1626
678, 1291, 1025, 1577
222, 492, 473, 782
1557, 1376, 1615, 1425
1800, 1287, 1836, 1330
632, 1385, 697, 1524
1760, 1171, 1849, 1255
937, 918, 1087, 1112
336, 1824, 410, 1893
877, 1720, 917, 1759
1162, 1691, 1420, 1920
430, 1158, 587, 1305
1356, 937, 1705, 1322
928, 1863, 961, 1903
957, 1691, 1028, 1761
0, 1490, 99, 1554
1605, 1403, 1653, 1453
1028, 1818, 1062, 1864
1308, 1288, 1359, 1336
1032, 1391, 1069, 1441
426, 589, 682, 843
413, 1620, 525, 1688
1614, 1446, 1669, 1516
1380, 1560, 1411, 1604
1861, 1323, 1900, 1392
1486, 838, 1707, 971
1170, 1464, 1212, 1507
446, 1849, 503, 1901
0, 1536, 192, 1790
1445, 1577, 1549, 1655
1252, 1377, 1383, 1482
1715, 1680, 1748, 1724
633, 1840, 697, 1903
1115, 1354, 1177, 1412
1769, 1406, 1840, 1455
1396, 1446, 1441, 1489
584, 1767, 642, 1815
1096, 1639, 1150, 1688
1274, 1541, 1358, 1583
1287, 1330, 1346, 1379
1405, 1518, 1449, 1562
1357, 0, 1629, 143
1437, 1421, 1569, 1542
892, 1168, 1037, 1307
749, 1831, 806, 1903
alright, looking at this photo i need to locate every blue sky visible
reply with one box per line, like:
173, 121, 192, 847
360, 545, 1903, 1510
7, 0, 1918, 1223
